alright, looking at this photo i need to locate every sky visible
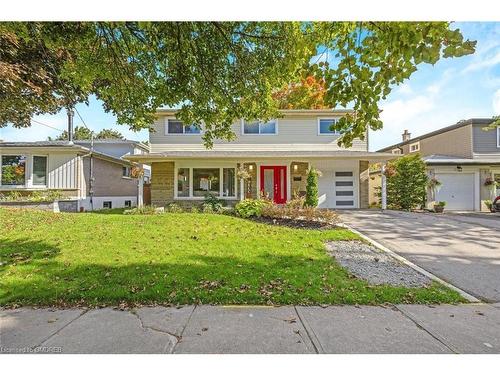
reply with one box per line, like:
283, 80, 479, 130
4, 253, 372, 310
1, 22, 499, 151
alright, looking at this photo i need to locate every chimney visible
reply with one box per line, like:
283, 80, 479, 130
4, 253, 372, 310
67, 108, 74, 144
402, 129, 411, 142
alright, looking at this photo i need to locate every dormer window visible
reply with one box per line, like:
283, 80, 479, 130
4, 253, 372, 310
242, 120, 277, 135
391, 148, 402, 155
409, 142, 420, 153
318, 118, 341, 135
166, 119, 201, 134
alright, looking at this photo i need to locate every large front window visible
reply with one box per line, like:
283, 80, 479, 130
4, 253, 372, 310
193, 168, 220, 197
176, 167, 236, 198
1, 155, 26, 186
32, 156, 47, 186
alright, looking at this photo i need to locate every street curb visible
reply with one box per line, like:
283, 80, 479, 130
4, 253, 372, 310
338, 223, 481, 303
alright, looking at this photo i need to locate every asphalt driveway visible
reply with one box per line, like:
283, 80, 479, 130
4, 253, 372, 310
339, 210, 500, 303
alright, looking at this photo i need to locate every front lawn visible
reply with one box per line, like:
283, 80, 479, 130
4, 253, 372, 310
0, 208, 463, 306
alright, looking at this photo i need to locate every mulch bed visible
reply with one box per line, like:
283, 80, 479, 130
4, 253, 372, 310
251, 216, 337, 230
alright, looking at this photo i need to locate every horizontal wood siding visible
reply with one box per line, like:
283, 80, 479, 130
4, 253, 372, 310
149, 115, 368, 152
473, 124, 499, 154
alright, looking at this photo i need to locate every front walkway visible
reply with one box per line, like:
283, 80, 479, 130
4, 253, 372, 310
340, 210, 500, 303
2, 304, 500, 354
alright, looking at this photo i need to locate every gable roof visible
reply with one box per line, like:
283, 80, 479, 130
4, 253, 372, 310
74, 139, 149, 152
377, 118, 495, 152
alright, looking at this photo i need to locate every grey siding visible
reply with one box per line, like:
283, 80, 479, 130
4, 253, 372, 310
473, 124, 500, 154
149, 114, 368, 152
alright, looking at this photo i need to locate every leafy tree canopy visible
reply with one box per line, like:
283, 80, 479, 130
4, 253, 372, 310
1, 22, 477, 147
48, 126, 124, 140
273, 75, 327, 110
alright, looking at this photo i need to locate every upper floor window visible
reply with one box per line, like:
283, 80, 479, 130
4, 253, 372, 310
1, 155, 26, 186
409, 142, 420, 153
497, 126, 500, 148
318, 118, 341, 135
243, 120, 277, 135
166, 119, 201, 135
391, 148, 402, 155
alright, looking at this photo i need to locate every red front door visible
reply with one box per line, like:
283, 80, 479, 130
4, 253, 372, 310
260, 166, 287, 204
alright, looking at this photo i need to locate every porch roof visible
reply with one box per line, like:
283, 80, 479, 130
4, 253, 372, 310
124, 150, 395, 163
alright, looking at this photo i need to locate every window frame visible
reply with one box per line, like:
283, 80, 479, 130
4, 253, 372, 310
103, 201, 112, 209
124, 200, 132, 208
0, 154, 28, 187
32, 154, 48, 187
317, 117, 342, 136
174, 165, 238, 200
165, 118, 202, 135
241, 119, 278, 135
409, 142, 420, 153
391, 148, 402, 155
122, 166, 132, 179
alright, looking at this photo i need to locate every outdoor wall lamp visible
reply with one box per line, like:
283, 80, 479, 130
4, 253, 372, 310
457, 166, 463, 172
293, 164, 298, 171
249, 165, 254, 170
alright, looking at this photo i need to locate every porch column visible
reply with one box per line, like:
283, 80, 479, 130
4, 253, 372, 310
381, 162, 387, 210
138, 175, 144, 208
239, 177, 244, 201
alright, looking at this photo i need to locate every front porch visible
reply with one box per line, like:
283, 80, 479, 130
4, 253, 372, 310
146, 158, 371, 209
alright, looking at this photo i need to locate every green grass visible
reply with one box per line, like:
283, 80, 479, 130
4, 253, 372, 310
0, 208, 464, 307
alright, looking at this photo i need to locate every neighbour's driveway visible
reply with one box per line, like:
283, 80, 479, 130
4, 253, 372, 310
339, 210, 500, 303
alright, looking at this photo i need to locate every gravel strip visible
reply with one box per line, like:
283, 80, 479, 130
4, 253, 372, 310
325, 240, 431, 288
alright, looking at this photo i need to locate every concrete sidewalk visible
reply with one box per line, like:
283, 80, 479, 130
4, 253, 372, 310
2, 304, 500, 354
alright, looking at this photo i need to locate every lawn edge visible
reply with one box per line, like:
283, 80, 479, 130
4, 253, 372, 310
338, 223, 480, 303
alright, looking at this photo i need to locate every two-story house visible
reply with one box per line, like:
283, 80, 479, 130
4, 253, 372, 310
377, 118, 500, 211
125, 109, 393, 209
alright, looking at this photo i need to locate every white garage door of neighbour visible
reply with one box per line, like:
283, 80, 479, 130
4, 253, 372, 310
435, 173, 475, 211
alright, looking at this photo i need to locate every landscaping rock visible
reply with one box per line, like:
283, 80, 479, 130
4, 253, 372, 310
325, 240, 431, 287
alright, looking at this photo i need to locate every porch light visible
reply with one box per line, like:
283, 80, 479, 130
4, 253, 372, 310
457, 166, 463, 172
249, 165, 254, 171
293, 164, 298, 171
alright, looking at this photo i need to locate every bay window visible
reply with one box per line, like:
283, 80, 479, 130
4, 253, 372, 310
32, 156, 47, 185
1, 155, 26, 186
176, 166, 236, 198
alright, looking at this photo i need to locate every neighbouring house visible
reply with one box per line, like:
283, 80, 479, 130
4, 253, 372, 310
124, 109, 393, 209
0, 139, 147, 211
375, 118, 500, 211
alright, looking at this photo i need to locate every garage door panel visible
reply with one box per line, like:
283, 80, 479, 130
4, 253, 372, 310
435, 173, 474, 211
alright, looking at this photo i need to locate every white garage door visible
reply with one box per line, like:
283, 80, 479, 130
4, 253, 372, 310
435, 173, 475, 211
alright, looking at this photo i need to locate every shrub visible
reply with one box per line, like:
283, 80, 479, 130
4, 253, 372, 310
0, 190, 64, 202
166, 203, 183, 213
190, 206, 200, 214
123, 205, 158, 215
286, 193, 305, 209
385, 154, 428, 211
261, 203, 338, 223
202, 203, 214, 214
234, 199, 269, 218
305, 168, 319, 207
204, 193, 225, 213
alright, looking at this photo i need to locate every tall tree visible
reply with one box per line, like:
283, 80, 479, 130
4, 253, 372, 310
1, 22, 477, 147
273, 75, 327, 110
48, 126, 124, 140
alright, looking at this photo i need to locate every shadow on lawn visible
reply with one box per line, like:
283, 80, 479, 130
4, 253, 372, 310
0, 250, 462, 307
0, 238, 60, 266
